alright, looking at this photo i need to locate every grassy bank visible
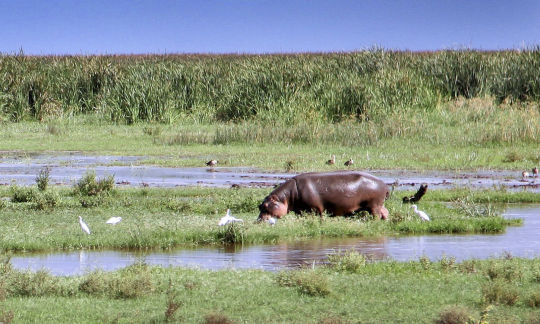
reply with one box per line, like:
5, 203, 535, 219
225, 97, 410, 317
0, 255, 539, 323
0, 105, 539, 172
0, 184, 529, 252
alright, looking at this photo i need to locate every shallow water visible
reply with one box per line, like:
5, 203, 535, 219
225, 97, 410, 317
9, 204, 540, 276
0, 152, 538, 190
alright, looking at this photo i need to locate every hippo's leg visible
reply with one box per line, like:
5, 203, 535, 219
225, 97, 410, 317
371, 205, 389, 220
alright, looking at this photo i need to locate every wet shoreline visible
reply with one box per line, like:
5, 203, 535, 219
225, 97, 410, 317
0, 152, 538, 191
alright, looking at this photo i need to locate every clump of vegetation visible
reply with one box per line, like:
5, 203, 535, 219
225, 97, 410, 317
485, 259, 523, 282
439, 255, 457, 271
35, 167, 50, 191
31, 190, 60, 210
481, 280, 520, 306
203, 313, 235, 324
164, 280, 182, 322
452, 197, 498, 218
9, 184, 38, 203
419, 255, 432, 270
327, 250, 368, 273
74, 171, 115, 196
78, 270, 109, 295
276, 270, 331, 297
0, 309, 14, 324
284, 160, 295, 172
527, 292, 540, 308
110, 263, 154, 299
217, 223, 245, 244
434, 305, 473, 324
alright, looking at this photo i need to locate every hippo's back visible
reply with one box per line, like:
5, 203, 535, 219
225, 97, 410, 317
293, 171, 387, 201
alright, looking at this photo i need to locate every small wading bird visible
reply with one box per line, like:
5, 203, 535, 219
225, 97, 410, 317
206, 160, 218, 167
344, 159, 354, 167
326, 155, 336, 165
79, 216, 91, 235
106, 217, 122, 225
267, 217, 276, 226
533, 167, 538, 178
522, 171, 530, 179
218, 209, 243, 226
411, 205, 430, 221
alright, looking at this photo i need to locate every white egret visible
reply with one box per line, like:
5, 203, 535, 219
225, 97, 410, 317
218, 209, 243, 226
106, 217, 122, 225
79, 216, 91, 234
267, 217, 276, 226
522, 171, 530, 179
411, 205, 430, 221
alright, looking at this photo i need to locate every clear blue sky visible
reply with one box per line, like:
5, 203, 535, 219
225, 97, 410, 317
1, 0, 539, 55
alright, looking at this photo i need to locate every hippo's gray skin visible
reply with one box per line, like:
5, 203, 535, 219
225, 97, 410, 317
258, 171, 389, 221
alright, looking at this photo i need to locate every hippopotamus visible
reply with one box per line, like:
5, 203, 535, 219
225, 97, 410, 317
258, 171, 389, 221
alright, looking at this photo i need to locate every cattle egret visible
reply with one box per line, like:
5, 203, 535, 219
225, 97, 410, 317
79, 216, 91, 234
344, 159, 354, 167
522, 171, 530, 179
206, 160, 218, 167
532, 167, 538, 178
267, 217, 276, 225
411, 205, 430, 221
106, 217, 122, 225
218, 209, 243, 226
326, 155, 336, 165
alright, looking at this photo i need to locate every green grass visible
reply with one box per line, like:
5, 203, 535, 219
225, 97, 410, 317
0, 186, 526, 252
0, 256, 539, 323
1, 50, 539, 124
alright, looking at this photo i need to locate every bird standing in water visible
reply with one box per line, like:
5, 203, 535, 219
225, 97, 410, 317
411, 205, 430, 221
532, 167, 538, 178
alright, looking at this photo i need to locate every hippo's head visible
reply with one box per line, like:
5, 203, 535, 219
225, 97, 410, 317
257, 194, 288, 221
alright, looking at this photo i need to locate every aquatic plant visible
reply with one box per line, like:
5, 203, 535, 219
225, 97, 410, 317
35, 167, 50, 191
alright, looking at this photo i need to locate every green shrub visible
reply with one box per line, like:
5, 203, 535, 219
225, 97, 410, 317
10, 185, 37, 203
434, 305, 473, 324
74, 171, 115, 196
217, 222, 245, 244
327, 250, 367, 273
481, 280, 519, 306
485, 260, 523, 282
31, 190, 60, 210
203, 313, 234, 324
35, 167, 50, 191
528, 291, 540, 308
79, 271, 108, 295
276, 270, 331, 297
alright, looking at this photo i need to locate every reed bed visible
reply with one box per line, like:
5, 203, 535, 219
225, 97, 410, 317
1, 49, 538, 126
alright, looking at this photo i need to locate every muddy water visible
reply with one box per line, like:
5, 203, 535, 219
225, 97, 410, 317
9, 205, 540, 276
0, 153, 539, 190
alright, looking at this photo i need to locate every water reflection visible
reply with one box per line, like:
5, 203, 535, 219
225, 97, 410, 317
9, 205, 540, 276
